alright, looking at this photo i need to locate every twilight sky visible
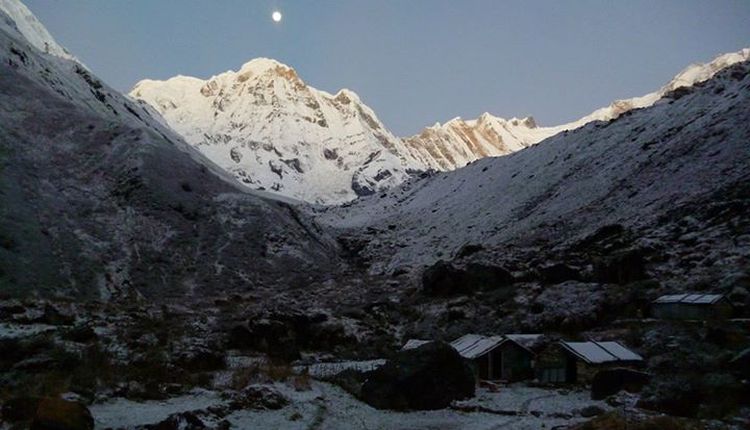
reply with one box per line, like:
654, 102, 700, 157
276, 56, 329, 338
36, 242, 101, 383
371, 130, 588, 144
24, 0, 750, 136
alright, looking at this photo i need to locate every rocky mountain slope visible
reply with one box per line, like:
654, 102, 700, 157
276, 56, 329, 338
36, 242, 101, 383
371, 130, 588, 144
1, 2, 748, 426
130, 60, 421, 205
318, 58, 750, 289
0, 3, 341, 301
403, 48, 750, 170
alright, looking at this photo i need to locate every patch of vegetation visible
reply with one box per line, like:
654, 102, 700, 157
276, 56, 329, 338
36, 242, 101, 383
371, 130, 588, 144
0, 337, 113, 402
230, 362, 302, 390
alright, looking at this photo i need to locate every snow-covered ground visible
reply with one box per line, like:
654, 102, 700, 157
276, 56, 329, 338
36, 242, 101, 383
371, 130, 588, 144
297, 359, 386, 379
90, 382, 610, 430
91, 389, 223, 429
0, 322, 56, 339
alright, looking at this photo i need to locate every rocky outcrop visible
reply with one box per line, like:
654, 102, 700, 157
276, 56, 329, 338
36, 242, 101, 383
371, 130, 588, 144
359, 341, 475, 410
227, 310, 357, 360
594, 249, 649, 285
422, 261, 514, 297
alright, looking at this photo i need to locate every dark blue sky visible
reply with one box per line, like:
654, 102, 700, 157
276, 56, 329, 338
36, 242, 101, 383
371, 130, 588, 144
25, 0, 750, 135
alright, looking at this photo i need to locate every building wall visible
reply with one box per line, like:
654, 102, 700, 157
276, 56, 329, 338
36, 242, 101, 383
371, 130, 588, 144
498, 343, 534, 381
576, 362, 603, 384
536, 345, 643, 384
653, 302, 733, 320
535, 344, 571, 383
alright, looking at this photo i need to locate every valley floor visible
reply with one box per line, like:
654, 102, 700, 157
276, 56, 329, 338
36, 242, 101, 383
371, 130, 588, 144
91, 382, 613, 430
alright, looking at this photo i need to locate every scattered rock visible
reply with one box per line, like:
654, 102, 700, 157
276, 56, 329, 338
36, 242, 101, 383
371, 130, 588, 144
230, 384, 290, 410
140, 410, 207, 430
569, 410, 705, 430
538, 263, 581, 284
359, 341, 475, 410
226, 310, 355, 360
579, 405, 605, 417
172, 346, 225, 372
62, 325, 97, 343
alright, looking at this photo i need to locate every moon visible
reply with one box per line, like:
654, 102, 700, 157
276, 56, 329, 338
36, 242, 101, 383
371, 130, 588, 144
272, 10, 282, 23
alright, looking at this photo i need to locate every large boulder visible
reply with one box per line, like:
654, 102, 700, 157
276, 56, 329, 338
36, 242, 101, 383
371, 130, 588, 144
422, 261, 513, 297
591, 368, 650, 400
2, 396, 41, 422
359, 341, 475, 410
30, 397, 94, 430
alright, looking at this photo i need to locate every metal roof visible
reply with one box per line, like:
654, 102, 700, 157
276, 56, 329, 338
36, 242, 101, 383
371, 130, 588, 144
500, 334, 543, 353
450, 334, 505, 359
401, 339, 431, 351
561, 341, 643, 364
596, 341, 643, 362
654, 293, 725, 305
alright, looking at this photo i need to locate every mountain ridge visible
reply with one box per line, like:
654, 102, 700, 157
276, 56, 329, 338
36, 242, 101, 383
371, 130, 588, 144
404, 47, 750, 170
132, 48, 750, 202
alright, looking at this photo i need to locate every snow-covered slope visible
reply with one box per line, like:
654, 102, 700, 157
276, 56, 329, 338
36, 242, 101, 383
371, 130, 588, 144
130, 60, 420, 205
319, 59, 750, 278
404, 48, 750, 170
0, 0, 76, 61
0, 4, 340, 300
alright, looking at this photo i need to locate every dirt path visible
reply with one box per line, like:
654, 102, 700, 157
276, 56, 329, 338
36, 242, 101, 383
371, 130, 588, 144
519, 393, 556, 414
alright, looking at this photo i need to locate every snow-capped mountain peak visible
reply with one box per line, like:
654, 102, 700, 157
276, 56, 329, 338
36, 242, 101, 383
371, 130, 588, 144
131, 59, 419, 205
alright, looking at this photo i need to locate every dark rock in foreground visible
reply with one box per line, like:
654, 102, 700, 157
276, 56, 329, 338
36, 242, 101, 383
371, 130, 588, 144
591, 368, 650, 400
359, 341, 475, 410
30, 397, 94, 430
